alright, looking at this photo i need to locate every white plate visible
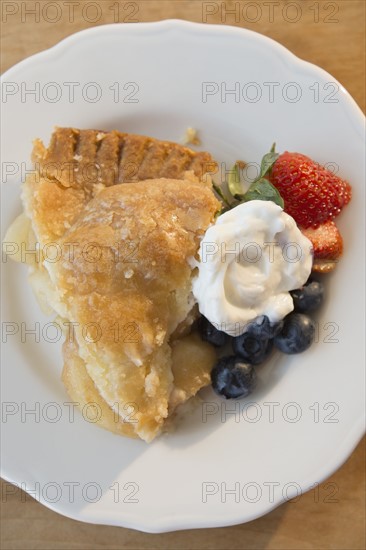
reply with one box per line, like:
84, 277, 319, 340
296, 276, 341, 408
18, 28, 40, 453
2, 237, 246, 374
1, 21, 365, 533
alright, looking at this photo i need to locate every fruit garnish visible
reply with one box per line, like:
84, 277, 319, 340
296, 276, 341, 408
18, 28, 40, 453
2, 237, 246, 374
269, 151, 352, 228
214, 144, 284, 211
199, 316, 229, 347
274, 313, 316, 354
211, 356, 257, 399
232, 317, 274, 365
227, 162, 243, 199
235, 144, 284, 207
242, 178, 284, 208
290, 280, 324, 313
214, 145, 351, 227
212, 182, 232, 208
301, 220, 343, 273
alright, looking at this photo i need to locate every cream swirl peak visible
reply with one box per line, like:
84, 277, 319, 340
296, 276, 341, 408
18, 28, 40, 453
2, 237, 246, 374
192, 200, 313, 336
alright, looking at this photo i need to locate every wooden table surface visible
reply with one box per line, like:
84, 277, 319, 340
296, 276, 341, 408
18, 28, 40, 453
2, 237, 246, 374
1, 1, 365, 549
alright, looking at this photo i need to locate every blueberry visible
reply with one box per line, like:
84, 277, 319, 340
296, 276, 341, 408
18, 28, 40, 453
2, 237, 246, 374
274, 313, 315, 354
232, 316, 274, 365
290, 280, 324, 313
211, 356, 257, 399
269, 320, 284, 338
233, 333, 273, 365
243, 315, 272, 339
199, 316, 228, 347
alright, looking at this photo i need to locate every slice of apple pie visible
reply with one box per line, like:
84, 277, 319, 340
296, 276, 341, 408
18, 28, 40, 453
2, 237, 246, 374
8, 128, 220, 442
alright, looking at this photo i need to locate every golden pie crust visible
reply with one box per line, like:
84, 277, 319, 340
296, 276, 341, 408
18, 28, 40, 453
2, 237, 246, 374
19, 128, 220, 442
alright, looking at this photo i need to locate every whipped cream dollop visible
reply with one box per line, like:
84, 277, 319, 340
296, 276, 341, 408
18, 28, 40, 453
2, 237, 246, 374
193, 200, 313, 336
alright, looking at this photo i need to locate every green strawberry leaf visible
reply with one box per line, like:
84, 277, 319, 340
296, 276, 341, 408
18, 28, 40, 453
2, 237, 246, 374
257, 143, 279, 181
242, 178, 284, 208
212, 183, 232, 207
227, 163, 244, 200
213, 144, 284, 216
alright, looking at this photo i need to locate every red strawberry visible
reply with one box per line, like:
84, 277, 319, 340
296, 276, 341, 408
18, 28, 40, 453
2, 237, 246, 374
301, 221, 343, 273
269, 152, 351, 228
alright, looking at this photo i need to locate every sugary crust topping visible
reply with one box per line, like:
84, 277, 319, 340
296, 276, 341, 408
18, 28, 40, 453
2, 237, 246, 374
27, 127, 217, 246
32, 127, 216, 191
